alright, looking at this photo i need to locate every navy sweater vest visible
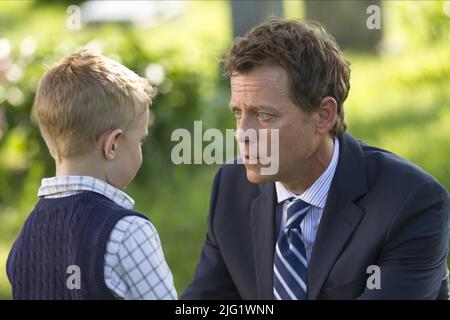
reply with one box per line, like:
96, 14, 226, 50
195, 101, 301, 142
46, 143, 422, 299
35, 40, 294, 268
6, 191, 149, 300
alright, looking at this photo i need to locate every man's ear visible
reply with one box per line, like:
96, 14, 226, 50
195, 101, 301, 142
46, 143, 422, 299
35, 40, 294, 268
102, 129, 123, 160
317, 96, 337, 135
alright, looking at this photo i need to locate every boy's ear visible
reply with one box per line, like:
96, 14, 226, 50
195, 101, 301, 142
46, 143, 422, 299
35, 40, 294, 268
103, 129, 123, 160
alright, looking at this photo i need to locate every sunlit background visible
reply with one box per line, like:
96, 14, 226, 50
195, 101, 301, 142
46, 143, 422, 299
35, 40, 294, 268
0, 0, 449, 299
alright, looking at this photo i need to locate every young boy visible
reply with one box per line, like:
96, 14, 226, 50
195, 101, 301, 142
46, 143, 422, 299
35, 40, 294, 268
6, 49, 177, 300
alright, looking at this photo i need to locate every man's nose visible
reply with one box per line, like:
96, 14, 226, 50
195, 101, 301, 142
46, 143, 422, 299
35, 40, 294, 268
236, 114, 251, 143
235, 114, 258, 145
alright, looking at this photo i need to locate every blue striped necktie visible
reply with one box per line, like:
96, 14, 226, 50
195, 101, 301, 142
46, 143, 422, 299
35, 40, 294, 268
273, 198, 311, 300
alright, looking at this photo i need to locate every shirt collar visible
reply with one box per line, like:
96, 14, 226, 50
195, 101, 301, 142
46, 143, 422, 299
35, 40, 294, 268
275, 137, 340, 209
37, 175, 135, 210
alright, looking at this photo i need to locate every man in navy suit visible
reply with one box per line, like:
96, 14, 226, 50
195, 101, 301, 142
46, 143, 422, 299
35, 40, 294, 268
182, 19, 450, 299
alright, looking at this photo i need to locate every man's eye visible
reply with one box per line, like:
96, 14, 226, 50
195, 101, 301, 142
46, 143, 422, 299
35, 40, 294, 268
257, 112, 271, 120
233, 109, 242, 118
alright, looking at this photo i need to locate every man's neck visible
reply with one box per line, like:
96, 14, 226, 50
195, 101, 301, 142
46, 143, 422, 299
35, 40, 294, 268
281, 137, 335, 195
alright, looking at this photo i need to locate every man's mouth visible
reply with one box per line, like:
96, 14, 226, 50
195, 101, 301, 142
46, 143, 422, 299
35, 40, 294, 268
244, 154, 260, 163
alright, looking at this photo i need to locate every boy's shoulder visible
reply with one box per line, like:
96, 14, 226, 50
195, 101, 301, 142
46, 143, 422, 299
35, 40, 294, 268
86, 192, 150, 223
31, 191, 150, 226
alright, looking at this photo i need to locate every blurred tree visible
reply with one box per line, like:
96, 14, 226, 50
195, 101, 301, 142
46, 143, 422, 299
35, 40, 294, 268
305, 0, 382, 51
229, 0, 283, 37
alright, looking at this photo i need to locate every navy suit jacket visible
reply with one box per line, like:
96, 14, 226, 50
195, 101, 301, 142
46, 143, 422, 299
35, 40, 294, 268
182, 133, 450, 299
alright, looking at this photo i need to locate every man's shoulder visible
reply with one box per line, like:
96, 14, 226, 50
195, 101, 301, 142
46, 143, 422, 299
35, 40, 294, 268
216, 162, 259, 188
219, 161, 247, 178
359, 140, 448, 196
209, 163, 263, 204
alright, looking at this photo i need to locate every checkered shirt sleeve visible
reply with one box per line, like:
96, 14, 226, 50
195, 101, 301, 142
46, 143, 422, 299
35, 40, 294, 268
104, 215, 178, 300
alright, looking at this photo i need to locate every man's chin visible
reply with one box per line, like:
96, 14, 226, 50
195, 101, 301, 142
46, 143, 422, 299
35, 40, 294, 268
244, 164, 277, 184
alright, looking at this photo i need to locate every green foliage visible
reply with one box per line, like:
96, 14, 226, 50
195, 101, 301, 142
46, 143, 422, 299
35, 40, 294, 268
0, 1, 449, 299
0, 0, 232, 299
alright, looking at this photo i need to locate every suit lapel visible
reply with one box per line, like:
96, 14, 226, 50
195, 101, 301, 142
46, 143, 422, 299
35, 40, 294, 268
250, 182, 277, 299
307, 133, 368, 299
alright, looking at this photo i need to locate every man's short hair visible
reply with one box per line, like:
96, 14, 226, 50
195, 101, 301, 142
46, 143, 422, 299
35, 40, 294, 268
224, 18, 351, 137
34, 49, 156, 159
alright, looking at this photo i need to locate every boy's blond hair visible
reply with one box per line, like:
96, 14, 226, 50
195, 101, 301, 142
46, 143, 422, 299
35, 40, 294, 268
34, 49, 156, 160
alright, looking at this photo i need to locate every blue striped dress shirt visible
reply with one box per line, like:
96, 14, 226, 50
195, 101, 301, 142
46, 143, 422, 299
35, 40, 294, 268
275, 137, 339, 263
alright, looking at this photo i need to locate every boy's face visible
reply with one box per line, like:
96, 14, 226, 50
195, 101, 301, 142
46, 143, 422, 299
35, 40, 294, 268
106, 108, 149, 190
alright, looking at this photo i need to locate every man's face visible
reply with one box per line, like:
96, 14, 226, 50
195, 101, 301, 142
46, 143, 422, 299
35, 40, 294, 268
230, 64, 320, 184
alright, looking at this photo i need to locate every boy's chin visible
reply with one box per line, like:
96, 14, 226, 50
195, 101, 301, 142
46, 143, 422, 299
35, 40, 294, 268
244, 165, 276, 184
